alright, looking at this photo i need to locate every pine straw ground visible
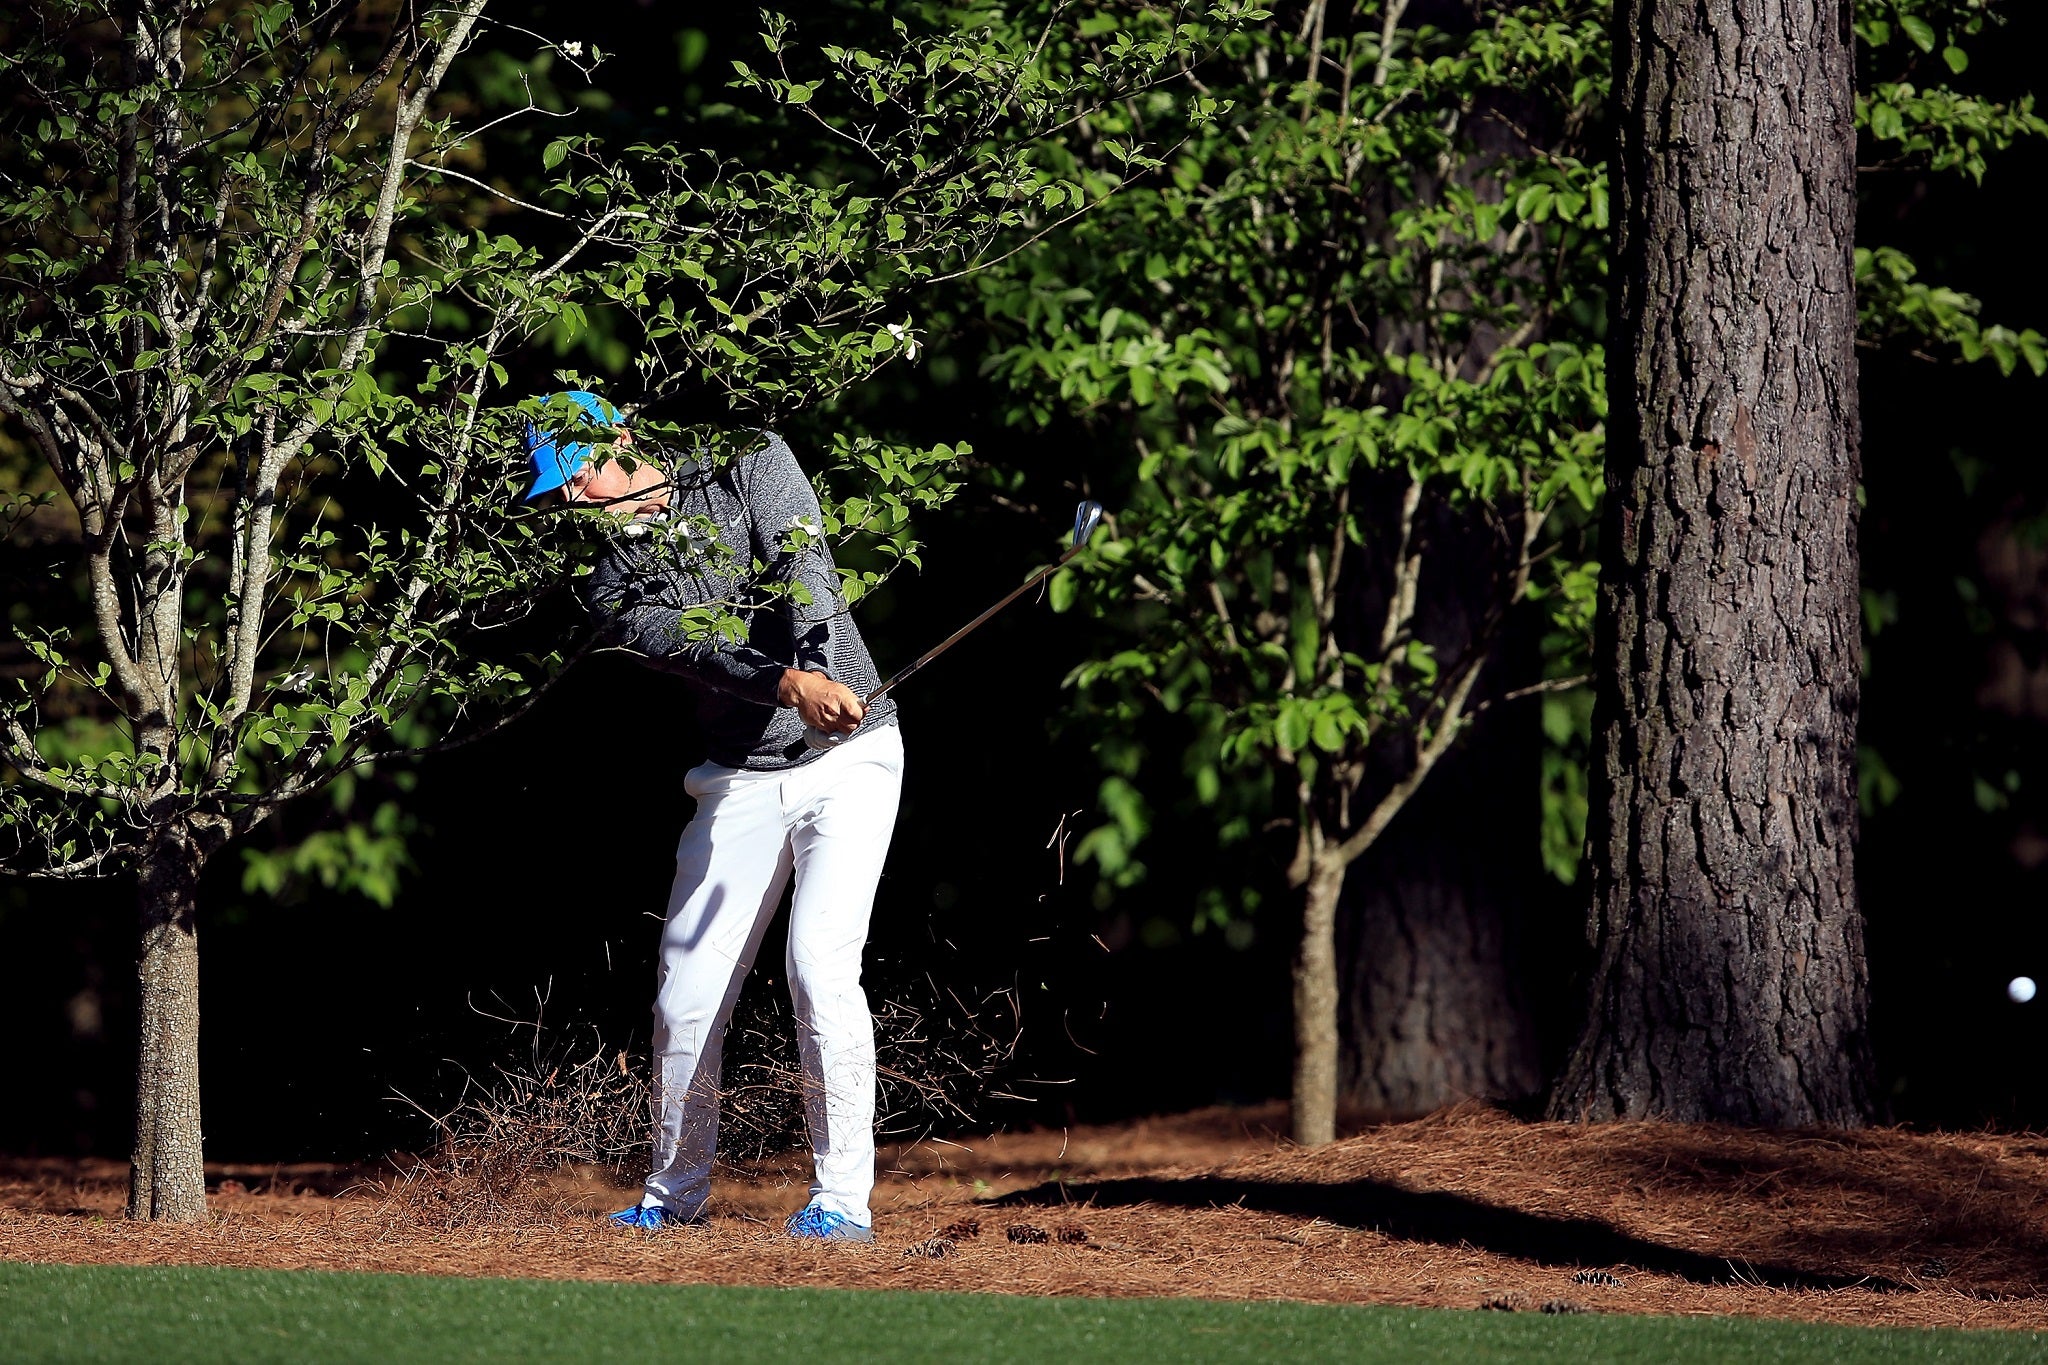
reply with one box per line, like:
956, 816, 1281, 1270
4, 1103, 2048, 1334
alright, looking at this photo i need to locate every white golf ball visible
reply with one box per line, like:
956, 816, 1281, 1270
2009, 976, 2038, 1004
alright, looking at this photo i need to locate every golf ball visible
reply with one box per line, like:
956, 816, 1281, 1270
2010, 976, 2038, 1004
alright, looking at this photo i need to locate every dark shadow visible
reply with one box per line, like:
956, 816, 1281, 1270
996, 1174, 1908, 1293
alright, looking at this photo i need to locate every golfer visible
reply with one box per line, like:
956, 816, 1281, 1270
523, 392, 902, 1243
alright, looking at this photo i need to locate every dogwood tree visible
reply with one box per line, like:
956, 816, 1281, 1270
974, 0, 1611, 1144
0, 0, 1229, 1219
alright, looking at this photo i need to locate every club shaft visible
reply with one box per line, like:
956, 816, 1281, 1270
864, 546, 1079, 705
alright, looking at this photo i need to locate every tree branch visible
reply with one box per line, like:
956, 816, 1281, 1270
1334, 489, 1549, 870
1377, 474, 1423, 658
2, 713, 128, 801
1372, 0, 1411, 90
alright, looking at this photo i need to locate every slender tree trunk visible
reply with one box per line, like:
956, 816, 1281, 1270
129, 825, 207, 1221
1549, 0, 1873, 1124
1291, 859, 1345, 1145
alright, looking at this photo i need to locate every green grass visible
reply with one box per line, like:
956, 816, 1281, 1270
1, 1261, 2041, 1364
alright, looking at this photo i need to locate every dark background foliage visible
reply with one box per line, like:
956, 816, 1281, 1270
3, 0, 2044, 1158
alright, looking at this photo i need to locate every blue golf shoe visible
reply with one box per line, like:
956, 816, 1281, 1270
608, 1203, 699, 1230
785, 1202, 874, 1243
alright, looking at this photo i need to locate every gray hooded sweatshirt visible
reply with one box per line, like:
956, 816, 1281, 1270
579, 433, 897, 770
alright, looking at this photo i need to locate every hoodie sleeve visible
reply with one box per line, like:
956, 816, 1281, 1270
740, 433, 846, 674
580, 538, 787, 706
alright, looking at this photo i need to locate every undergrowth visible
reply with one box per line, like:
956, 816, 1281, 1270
381, 975, 1024, 1227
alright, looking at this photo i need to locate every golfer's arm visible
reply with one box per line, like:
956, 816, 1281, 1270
746, 434, 846, 661
582, 561, 787, 706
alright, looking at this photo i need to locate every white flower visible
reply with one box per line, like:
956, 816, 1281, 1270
561, 39, 584, 58
790, 513, 823, 539
885, 321, 921, 362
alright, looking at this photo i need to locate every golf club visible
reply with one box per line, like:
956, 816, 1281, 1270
800, 500, 1106, 752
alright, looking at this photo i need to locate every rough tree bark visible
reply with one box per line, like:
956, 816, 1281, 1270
1340, 504, 1544, 1118
1548, 0, 1874, 1124
129, 824, 209, 1221
1341, 843, 1542, 1116
1340, 728, 1543, 1116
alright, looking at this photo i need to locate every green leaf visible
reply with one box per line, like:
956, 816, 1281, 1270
1900, 15, 1937, 52
1049, 568, 1077, 613
1514, 183, 1554, 221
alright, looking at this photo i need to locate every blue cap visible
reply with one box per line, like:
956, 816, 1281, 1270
521, 391, 621, 501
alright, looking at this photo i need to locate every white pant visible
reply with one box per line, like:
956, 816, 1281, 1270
641, 722, 903, 1224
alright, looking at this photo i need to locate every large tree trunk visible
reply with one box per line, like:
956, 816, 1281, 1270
129, 826, 207, 1221
1340, 779, 1542, 1117
1549, 0, 1873, 1124
1291, 859, 1345, 1146
1340, 856, 1540, 1117
1340, 496, 1544, 1118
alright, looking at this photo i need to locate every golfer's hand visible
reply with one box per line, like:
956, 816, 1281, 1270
778, 669, 865, 734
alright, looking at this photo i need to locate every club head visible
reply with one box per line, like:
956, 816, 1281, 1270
1072, 500, 1105, 550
